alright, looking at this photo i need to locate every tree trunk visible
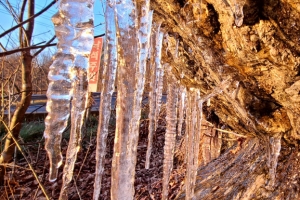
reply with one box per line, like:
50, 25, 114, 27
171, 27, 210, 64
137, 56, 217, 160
0, 0, 34, 185
176, 137, 300, 199
149, 0, 300, 198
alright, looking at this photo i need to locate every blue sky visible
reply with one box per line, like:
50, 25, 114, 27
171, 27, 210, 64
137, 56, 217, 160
0, 0, 106, 54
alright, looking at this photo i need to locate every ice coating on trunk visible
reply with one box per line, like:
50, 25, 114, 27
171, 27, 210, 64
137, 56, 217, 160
162, 67, 178, 200
111, 0, 151, 199
185, 88, 202, 199
93, 1, 117, 199
44, 0, 94, 184
145, 23, 164, 169
267, 133, 282, 188
177, 85, 186, 136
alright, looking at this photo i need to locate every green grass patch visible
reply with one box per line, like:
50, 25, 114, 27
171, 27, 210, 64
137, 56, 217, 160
20, 121, 45, 142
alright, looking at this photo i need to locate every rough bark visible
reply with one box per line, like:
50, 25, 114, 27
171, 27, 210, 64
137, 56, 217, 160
149, 0, 300, 198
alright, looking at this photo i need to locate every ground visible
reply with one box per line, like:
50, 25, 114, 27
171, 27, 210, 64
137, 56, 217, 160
0, 109, 185, 200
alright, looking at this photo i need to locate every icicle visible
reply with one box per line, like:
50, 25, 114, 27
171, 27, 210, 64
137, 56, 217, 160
44, 54, 72, 182
185, 88, 202, 200
44, 0, 94, 186
155, 63, 164, 131
267, 133, 282, 189
175, 39, 179, 58
111, 0, 151, 199
55, 1, 94, 199
211, 129, 223, 160
145, 23, 164, 169
162, 66, 178, 200
201, 122, 212, 165
93, 1, 117, 199
177, 85, 186, 136
233, 0, 245, 27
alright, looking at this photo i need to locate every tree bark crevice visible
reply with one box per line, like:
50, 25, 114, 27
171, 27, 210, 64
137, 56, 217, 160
149, 0, 300, 198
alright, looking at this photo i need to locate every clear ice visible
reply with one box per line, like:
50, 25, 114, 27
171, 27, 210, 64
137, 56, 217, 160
93, 1, 117, 199
267, 133, 282, 188
185, 88, 202, 200
162, 66, 178, 200
43, 0, 94, 198
233, 1, 245, 27
111, 0, 152, 199
145, 22, 164, 169
177, 85, 186, 136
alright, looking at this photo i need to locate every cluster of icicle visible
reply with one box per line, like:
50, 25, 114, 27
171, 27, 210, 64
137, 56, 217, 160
44, 0, 228, 200
44, 0, 94, 199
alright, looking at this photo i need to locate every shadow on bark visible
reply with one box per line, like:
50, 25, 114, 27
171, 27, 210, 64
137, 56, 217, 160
176, 138, 300, 199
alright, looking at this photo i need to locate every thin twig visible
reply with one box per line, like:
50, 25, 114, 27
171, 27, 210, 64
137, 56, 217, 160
0, 163, 30, 171
214, 128, 248, 138
0, 33, 105, 57
35, 139, 42, 166
0, 0, 57, 39
73, 177, 82, 200
7, 179, 16, 200
0, 43, 56, 57
75, 134, 92, 181
0, 120, 50, 200
33, 36, 56, 57
33, 185, 40, 200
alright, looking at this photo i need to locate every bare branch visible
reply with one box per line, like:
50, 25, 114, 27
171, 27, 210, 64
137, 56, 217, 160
19, 0, 28, 47
0, 42, 7, 51
0, 33, 105, 57
0, 43, 56, 57
0, 0, 57, 39
33, 36, 56, 57
24, 0, 35, 46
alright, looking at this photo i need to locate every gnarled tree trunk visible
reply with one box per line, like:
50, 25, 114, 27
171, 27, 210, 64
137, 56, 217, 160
149, 0, 300, 198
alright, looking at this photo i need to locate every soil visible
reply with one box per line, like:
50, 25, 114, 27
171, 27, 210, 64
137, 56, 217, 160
0, 113, 185, 200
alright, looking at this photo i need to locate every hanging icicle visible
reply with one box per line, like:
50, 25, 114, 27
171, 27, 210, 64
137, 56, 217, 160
111, 0, 152, 199
58, 1, 95, 199
162, 65, 178, 200
177, 85, 186, 136
145, 23, 164, 169
44, 0, 94, 189
267, 133, 282, 189
210, 128, 223, 161
93, 1, 117, 199
155, 63, 165, 131
233, 0, 245, 27
185, 88, 202, 200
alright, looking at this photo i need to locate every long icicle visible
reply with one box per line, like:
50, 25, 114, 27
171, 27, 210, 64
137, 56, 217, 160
111, 0, 151, 199
186, 88, 202, 199
162, 66, 178, 200
154, 41, 165, 132
145, 23, 164, 169
267, 132, 282, 189
177, 85, 186, 136
58, 1, 95, 199
44, 0, 94, 184
93, 1, 117, 199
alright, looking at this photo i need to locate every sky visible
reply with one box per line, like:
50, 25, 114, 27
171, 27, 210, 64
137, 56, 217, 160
0, 0, 106, 54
